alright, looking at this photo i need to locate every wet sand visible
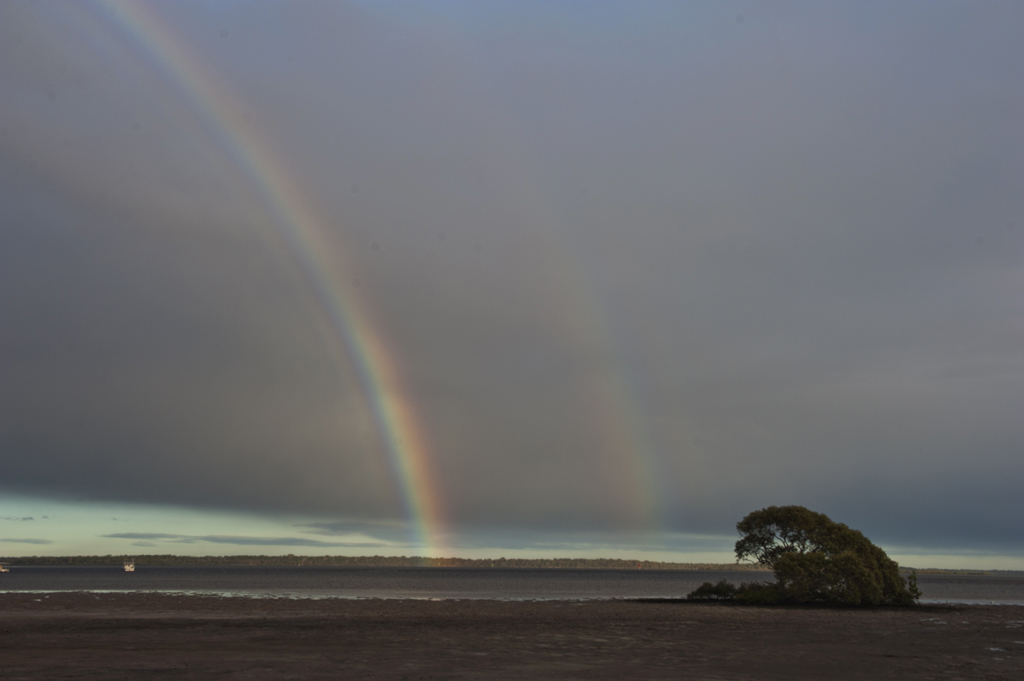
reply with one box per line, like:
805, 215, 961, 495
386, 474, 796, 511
2, 593, 1022, 679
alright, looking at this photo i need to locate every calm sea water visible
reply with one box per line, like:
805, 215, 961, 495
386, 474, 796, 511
2, 566, 1022, 603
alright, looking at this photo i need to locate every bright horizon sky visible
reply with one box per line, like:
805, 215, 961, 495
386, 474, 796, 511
3, 494, 1020, 572
2, 1, 1023, 571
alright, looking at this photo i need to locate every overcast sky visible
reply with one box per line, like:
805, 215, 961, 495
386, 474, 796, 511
2, 1, 1023, 568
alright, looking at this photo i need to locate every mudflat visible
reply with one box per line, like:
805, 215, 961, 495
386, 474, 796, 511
1, 593, 1022, 679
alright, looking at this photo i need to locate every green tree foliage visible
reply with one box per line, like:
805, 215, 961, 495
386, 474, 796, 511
736, 505, 918, 606
688, 505, 919, 606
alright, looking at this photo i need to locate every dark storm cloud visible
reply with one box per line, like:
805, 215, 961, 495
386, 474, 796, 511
2, 1, 1023, 555
299, 520, 406, 541
103, 533, 391, 548
197, 536, 388, 549
104, 533, 183, 541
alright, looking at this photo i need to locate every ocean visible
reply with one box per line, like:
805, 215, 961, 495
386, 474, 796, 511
2, 565, 1022, 604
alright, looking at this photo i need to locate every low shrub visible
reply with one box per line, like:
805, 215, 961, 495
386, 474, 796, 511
686, 579, 738, 600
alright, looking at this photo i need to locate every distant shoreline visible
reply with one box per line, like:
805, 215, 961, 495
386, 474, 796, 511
0, 555, 1016, 575
0, 555, 772, 570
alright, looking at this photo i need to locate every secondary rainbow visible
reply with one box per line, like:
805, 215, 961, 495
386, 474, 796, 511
96, 0, 446, 555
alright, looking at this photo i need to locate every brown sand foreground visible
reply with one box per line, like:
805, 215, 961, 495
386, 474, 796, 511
2, 593, 1023, 680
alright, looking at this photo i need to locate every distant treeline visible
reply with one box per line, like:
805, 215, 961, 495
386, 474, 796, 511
907, 568, 992, 575
0, 554, 771, 570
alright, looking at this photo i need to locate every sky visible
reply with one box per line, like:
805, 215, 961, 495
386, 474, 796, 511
1, 1, 1022, 570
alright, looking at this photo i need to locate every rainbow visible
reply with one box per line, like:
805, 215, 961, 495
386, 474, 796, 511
95, 0, 447, 555
91, 0, 672, 551
438, 91, 667, 529
527, 226, 665, 529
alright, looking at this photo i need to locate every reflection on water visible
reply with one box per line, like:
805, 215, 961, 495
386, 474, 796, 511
0, 566, 765, 600
1, 566, 1022, 603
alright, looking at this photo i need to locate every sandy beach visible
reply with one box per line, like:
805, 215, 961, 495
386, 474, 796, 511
1, 593, 1022, 679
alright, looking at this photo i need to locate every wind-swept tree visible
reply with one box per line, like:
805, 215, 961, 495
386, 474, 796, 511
689, 505, 920, 606
736, 505, 919, 606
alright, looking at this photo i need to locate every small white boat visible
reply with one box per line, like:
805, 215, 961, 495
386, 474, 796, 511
124, 560, 135, 572
0, 564, 9, 573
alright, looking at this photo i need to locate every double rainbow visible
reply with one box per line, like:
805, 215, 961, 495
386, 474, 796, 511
93, 0, 671, 554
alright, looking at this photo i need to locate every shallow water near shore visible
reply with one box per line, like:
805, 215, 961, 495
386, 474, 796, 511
3, 565, 1023, 603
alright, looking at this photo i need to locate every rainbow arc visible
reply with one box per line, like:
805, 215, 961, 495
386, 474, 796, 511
98, 0, 446, 556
